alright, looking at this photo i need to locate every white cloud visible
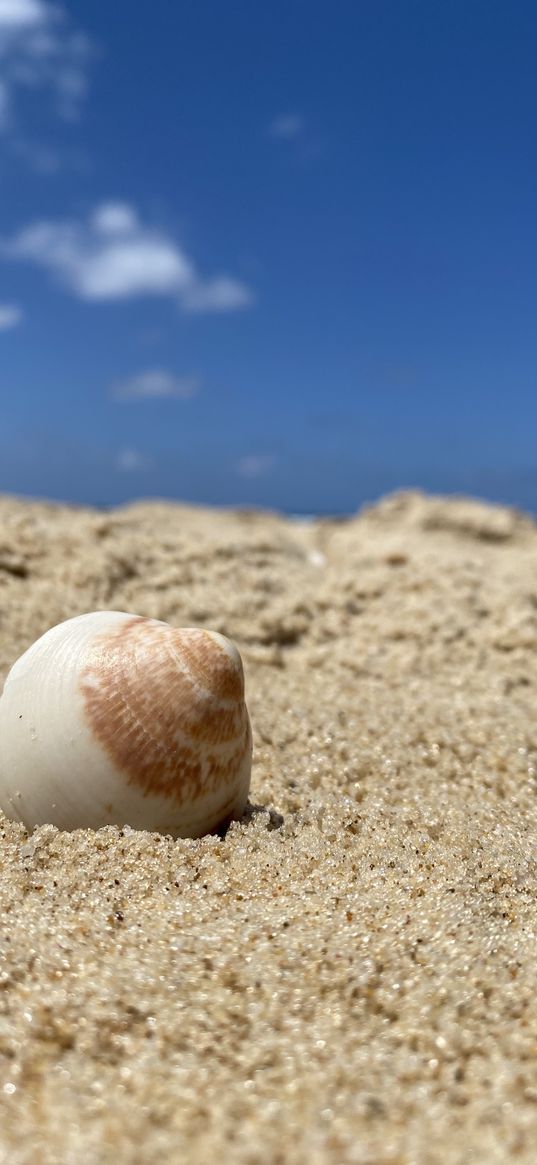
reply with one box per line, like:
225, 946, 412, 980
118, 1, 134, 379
115, 447, 154, 473
0, 301, 22, 329
236, 454, 275, 479
0, 0, 46, 29
3, 202, 254, 312
0, 0, 93, 129
269, 114, 304, 140
113, 369, 200, 401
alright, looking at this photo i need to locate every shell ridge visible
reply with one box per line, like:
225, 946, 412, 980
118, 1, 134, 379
82, 669, 200, 804
163, 633, 236, 704
82, 637, 173, 778
169, 629, 244, 704
130, 630, 208, 791
162, 635, 204, 695
89, 624, 208, 803
162, 633, 246, 741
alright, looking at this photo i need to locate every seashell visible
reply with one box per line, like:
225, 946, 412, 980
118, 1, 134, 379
0, 611, 252, 838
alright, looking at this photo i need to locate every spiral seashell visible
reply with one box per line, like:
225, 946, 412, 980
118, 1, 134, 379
0, 611, 252, 838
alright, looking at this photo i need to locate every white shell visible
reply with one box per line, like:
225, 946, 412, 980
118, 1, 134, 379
0, 611, 252, 838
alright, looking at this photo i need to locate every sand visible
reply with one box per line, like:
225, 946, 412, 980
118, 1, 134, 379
1, 489, 537, 1164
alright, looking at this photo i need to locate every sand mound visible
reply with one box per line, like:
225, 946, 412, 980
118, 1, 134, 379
0, 490, 536, 1163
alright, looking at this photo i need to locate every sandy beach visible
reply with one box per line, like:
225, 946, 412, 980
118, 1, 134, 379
1, 489, 537, 1163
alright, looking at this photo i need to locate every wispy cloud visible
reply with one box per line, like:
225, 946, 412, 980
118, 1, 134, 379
93, 204, 139, 235
115, 447, 154, 473
0, 0, 94, 130
112, 369, 200, 401
268, 113, 305, 140
236, 454, 275, 479
0, 301, 22, 329
182, 277, 252, 313
12, 137, 61, 171
0, 80, 9, 129
3, 201, 254, 312
12, 136, 89, 174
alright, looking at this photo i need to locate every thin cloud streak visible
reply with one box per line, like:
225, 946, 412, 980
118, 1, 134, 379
236, 454, 275, 478
3, 202, 254, 312
0, 301, 22, 329
115, 447, 153, 473
268, 113, 305, 140
182, 276, 253, 313
11, 136, 91, 175
112, 369, 200, 401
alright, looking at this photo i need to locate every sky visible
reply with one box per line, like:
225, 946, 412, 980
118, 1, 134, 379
1, 0, 537, 514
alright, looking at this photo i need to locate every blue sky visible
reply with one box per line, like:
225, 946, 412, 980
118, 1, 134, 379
1, 0, 537, 513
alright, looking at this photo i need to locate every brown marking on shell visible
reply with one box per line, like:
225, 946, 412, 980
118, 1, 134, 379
205, 719, 252, 792
79, 617, 249, 804
178, 629, 244, 703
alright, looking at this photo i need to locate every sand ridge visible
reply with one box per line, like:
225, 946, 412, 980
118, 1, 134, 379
0, 490, 537, 1163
